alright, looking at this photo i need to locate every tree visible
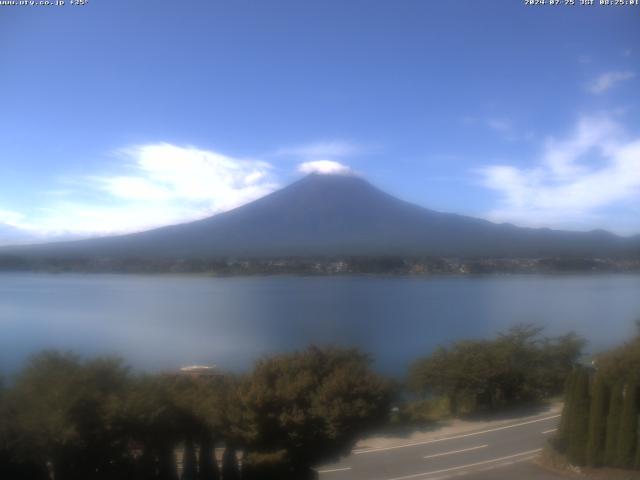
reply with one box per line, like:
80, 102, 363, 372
586, 373, 608, 466
557, 369, 576, 449
11, 351, 133, 480
221, 446, 240, 480
239, 346, 392, 479
409, 326, 584, 416
604, 381, 624, 466
197, 434, 219, 480
567, 367, 590, 465
182, 438, 198, 480
616, 381, 638, 468
120, 375, 187, 480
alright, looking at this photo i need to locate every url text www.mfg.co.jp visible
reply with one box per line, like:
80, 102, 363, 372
0, 0, 88, 6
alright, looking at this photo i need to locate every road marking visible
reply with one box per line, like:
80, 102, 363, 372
384, 448, 542, 480
423, 444, 488, 459
542, 428, 557, 434
317, 467, 352, 474
354, 414, 560, 455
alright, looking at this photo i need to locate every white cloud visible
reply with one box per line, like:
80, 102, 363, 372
587, 71, 635, 94
0, 210, 45, 245
0, 209, 25, 227
22, 143, 279, 236
277, 141, 361, 159
478, 116, 640, 233
297, 160, 353, 176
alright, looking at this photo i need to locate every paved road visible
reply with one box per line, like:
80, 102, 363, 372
316, 413, 563, 480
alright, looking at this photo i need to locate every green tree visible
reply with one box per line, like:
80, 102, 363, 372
586, 373, 608, 466
11, 351, 133, 480
119, 375, 186, 480
557, 369, 576, 449
239, 346, 391, 479
409, 326, 584, 416
567, 368, 590, 465
604, 381, 624, 466
616, 381, 638, 468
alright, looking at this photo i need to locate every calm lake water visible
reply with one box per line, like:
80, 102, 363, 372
1, 273, 639, 376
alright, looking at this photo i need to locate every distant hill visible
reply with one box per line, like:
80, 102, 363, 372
2, 174, 639, 259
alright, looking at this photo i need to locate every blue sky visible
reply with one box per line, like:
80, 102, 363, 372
0, 0, 639, 243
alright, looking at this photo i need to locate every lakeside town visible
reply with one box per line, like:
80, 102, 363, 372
1, 255, 640, 275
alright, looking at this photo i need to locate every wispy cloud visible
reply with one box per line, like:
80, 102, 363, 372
485, 118, 512, 133
463, 116, 533, 143
22, 143, 279, 236
478, 115, 640, 233
276, 140, 363, 159
578, 54, 591, 64
0, 209, 25, 227
297, 160, 353, 175
586, 71, 635, 94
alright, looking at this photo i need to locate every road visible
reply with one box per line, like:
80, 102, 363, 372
316, 412, 564, 480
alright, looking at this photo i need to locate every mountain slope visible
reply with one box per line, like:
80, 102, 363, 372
2, 174, 638, 258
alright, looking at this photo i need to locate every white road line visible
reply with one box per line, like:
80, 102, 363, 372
317, 467, 352, 474
384, 448, 542, 480
354, 414, 560, 455
542, 428, 557, 434
423, 444, 488, 459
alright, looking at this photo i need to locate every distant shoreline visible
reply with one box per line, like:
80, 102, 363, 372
1, 255, 639, 276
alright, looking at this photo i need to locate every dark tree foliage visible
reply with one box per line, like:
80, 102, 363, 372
197, 434, 219, 480
409, 325, 584, 415
616, 381, 638, 468
10, 351, 134, 480
241, 450, 292, 480
567, 368, 590, 466
557, 369, 576, 449
586, 373, 608, 467
596, 333, 640, 384
238, 346, 392, 477
182, 438, 198, 480
604, 381, 624, 467
221, 446, 240, 480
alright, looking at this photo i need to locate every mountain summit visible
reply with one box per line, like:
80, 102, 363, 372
2, 174, 639, 259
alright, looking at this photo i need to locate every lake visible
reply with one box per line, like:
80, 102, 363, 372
1, 273, 639, 376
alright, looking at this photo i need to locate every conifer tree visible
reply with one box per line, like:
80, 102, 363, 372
586, 373, 608, 467
605, 381, 624, 466
558, 370, 577, 448
567, 368, 590, 465
616, 381, 638, 468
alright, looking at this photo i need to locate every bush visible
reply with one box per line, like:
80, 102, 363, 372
241, 450, 292, 480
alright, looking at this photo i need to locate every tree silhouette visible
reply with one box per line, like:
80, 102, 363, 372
586, 373, 608, 467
